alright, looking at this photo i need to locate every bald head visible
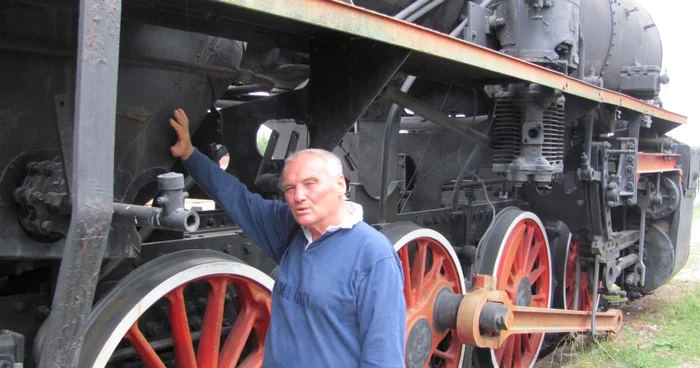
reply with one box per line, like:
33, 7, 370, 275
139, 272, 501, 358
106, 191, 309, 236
285, 149, 343, 178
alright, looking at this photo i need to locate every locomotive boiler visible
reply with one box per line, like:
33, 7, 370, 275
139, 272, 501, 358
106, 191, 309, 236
0, 0, 697, 367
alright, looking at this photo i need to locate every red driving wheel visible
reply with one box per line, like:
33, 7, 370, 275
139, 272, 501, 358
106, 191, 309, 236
475, 208, 553, 368
78, 249, 273, 368
381, 222, 466, 368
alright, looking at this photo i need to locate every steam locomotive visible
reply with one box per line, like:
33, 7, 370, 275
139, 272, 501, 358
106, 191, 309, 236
0, 0, 697, 367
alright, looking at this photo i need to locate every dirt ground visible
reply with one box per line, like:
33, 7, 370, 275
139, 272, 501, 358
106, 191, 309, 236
535, 210, 700, 367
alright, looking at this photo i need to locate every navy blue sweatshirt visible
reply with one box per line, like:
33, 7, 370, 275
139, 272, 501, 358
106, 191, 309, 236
183, 148, 406, 367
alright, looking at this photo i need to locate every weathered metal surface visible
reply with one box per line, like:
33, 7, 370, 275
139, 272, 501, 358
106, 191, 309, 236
38, 0, 122, 366
637, 153, 681, 175
307, 37, 410, 151
216, 0, 687, 127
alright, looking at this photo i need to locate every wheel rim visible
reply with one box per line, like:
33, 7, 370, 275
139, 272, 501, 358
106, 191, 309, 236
563, 240, 595, 311
381, 223, 466, 368
80, 249, 273, 368
476, 208, 552, 368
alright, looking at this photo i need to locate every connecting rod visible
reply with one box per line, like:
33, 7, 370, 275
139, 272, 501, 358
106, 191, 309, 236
435, 275, 622, 349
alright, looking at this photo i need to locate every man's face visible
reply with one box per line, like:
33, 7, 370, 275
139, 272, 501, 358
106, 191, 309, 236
282, 153, 345, 231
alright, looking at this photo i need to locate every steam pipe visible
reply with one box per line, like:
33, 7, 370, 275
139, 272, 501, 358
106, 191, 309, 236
394, 0, 433, 19
405, 0, 446, 23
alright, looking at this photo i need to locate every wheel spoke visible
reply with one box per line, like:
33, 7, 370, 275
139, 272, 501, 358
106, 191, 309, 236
501, 337, 514, 367
509, 225, 526, 275
525, 333, 540, 355
219, 307, 257, 366
532, 294, 547, 305
399, 247, 413, 307
505, 283, 517, 299
518, 225, 534, 273
237, 347, 264, 368
513, 334, 523, 367
566, 274, 575, 289
529, 265, 545, 285
432, 341, 460, 363
411, 240, 428, 302
125, 323, 166, 368
166, 286, 196, 368
526, 239, 542, 272
196, 278, 229, 368
425, 255, 444, 282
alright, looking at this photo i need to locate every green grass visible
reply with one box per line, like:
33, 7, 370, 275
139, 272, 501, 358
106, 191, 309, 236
567, 284, 700, 368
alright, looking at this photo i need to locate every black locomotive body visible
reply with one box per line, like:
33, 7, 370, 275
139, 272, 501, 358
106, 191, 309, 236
0, 1, 697, 367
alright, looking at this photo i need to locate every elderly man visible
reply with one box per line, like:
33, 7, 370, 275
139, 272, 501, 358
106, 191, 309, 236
169, 108, 406, 367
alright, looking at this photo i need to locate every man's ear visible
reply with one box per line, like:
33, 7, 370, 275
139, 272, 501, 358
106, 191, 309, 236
337, 175, 347, 196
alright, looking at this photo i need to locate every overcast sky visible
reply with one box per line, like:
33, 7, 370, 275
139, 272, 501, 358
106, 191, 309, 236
634, 1, 698, 146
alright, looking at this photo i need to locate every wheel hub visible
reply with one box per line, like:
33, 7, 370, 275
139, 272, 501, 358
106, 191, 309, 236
406, 318, 432, 368
515, 277, 532, 307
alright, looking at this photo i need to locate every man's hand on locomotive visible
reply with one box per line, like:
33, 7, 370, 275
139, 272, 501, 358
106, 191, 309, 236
169, 108, 194, 161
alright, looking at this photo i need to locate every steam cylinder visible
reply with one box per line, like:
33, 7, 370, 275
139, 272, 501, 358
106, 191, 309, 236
580, 0, 663, 91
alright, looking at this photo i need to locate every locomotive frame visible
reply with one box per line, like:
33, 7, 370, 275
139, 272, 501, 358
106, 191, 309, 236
1, 0, 698, 367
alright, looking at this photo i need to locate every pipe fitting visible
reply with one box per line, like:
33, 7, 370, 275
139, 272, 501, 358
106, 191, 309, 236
113, 172, 200, 232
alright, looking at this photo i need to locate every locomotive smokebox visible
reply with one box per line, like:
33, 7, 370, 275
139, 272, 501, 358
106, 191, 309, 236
579, 0, 664, 93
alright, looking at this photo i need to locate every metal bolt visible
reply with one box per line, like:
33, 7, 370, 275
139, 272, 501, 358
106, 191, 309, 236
35, 305, 51, 320
607, 183, 616, 190
31, 191, 44, 203
40, 221, 54, 233
607, 201, 615, 207
577, 199, 585, 206
627, 156, 634, 162
626, 198, 635, 206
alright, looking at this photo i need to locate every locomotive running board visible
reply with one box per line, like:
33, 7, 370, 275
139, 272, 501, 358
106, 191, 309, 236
194, 0, 688, 133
